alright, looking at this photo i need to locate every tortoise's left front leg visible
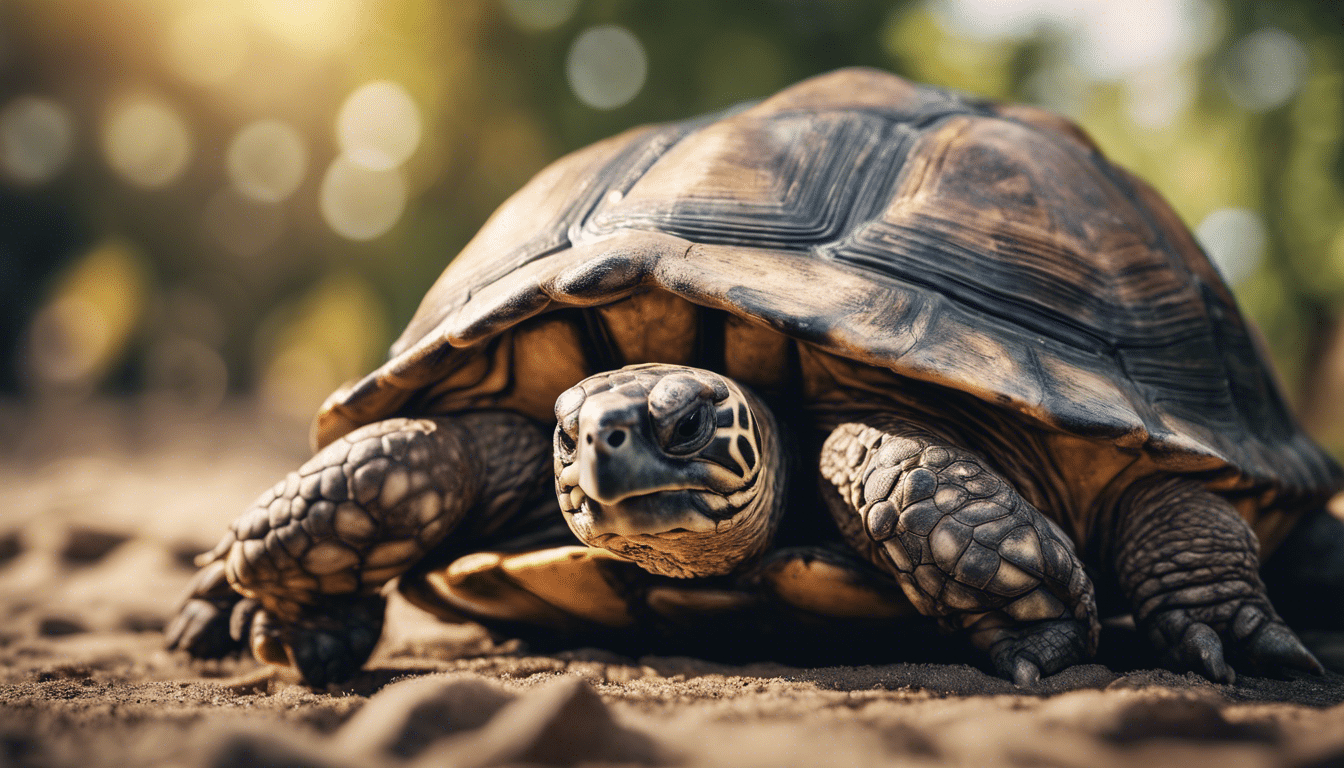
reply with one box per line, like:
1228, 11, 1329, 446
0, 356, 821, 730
1112, 477, 1322, 682
820, 418, 1099, 684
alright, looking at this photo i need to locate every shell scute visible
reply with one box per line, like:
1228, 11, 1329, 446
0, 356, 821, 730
313, 67, 1341, 512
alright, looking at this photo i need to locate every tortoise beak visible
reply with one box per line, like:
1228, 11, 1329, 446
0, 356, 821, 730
576, 392, 692, 505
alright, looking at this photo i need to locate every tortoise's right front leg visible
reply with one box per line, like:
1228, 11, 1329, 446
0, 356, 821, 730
166, 412, 551, 685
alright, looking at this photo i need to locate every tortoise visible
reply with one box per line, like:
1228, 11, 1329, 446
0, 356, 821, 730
168, 68, 1344, 687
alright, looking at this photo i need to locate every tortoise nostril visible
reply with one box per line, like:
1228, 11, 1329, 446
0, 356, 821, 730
586, 434, 594, 445
606, 429, 626, 448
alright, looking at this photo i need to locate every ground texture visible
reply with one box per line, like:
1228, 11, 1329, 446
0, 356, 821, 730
4, 402, 1344, 768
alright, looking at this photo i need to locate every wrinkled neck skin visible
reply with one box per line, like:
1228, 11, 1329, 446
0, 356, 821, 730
554, 365, 787, 578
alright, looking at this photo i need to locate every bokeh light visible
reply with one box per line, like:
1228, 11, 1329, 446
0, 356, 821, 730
1196, 207, 1267, 286
25, 241, 148, 389
1222, 28, 1308, 112
319, 157, 407, 241
336, 81, 422, 171
226, 119, 307, 203
101, 97, 192, 188
162, 8, 250, 86
246, 0, 363, 56
3, 0, 1344, 457
931, 0, 1217, 81
0, 96, 74, 185
502, 0, 580, 33
566, 25, 648, 110
143, 335, 228, 413
1124, 65, 1194, 129
203, 187, 286, 258
258, 272, 388, 421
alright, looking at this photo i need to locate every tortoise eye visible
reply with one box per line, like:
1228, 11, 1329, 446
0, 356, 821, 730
676, 410, 702, 438
665, 407, 710, 454
556, 426, 577, 456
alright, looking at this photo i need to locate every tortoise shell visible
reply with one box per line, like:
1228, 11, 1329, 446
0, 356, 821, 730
313, 68, 1340, 547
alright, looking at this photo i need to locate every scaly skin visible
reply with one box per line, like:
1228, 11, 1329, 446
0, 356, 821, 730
819, 418, 1099, 685
1113, 477, 1322, 683
167, 412, 551, 685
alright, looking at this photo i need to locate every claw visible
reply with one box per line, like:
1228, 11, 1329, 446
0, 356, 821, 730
1010, 657, 1041, 687
275, 594, 386, 687
165, 597, 243, 659
1178, 623, 1234, 684
1245, 622, 1324, 676
228, 598, 262, 643
986, 617, 1088, 684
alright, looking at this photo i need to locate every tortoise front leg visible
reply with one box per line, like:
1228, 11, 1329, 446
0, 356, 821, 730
166, 412, 551, 685
820, 418, 1099, 684
1113, 477, 1322, 682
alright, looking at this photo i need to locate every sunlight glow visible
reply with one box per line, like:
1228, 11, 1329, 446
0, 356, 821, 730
247, 0, 363, 55
319, 157, 407, 240
502, 0, 580, 32
102, 97, 192, 188
566, 25, 647, 110
336, 81, 422, 171
1197, 207, 1266, 285
163, 8, 250, 86
227, 119, 307, 202
0, 96, 74, 184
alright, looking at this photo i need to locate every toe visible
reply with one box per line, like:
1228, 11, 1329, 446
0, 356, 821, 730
986, 617, 1089, 684
1010, 657, 1041, 687
228, 598, 262, 643
166, 598, 242, 658
1178, 623, 1234, 684
1245, 622, 1324, 676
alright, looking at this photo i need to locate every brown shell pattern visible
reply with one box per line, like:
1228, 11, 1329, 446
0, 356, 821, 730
315, 67, 1341, 504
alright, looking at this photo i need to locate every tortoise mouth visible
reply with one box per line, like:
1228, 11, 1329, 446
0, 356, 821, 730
572, 492, 721, 539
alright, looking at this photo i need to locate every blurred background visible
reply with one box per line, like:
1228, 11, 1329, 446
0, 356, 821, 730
3, 0, 1344, 455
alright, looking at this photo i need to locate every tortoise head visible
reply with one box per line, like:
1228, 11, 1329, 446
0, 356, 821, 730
552, 364, 785, 578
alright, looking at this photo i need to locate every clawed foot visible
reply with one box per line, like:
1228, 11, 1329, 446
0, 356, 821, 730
981, 617, 1091, 686
167, 558, 386, 686
259, 594, 387, 687
166, 560, 247, 659
1146, 602, 1323, 684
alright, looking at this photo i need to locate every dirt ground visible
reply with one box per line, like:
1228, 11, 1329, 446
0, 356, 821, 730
4, 401, 1344, 768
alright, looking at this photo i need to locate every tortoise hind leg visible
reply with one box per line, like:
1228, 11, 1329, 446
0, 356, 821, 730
1262, 504, 1344, 634
820, 418, 1099, 685
1112, 477, 1323, 682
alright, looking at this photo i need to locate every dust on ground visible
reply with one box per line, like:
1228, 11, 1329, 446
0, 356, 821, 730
3, 401, 1344, 768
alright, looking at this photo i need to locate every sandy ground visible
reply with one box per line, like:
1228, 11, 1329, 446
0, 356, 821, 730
5, 401, 1344, 768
